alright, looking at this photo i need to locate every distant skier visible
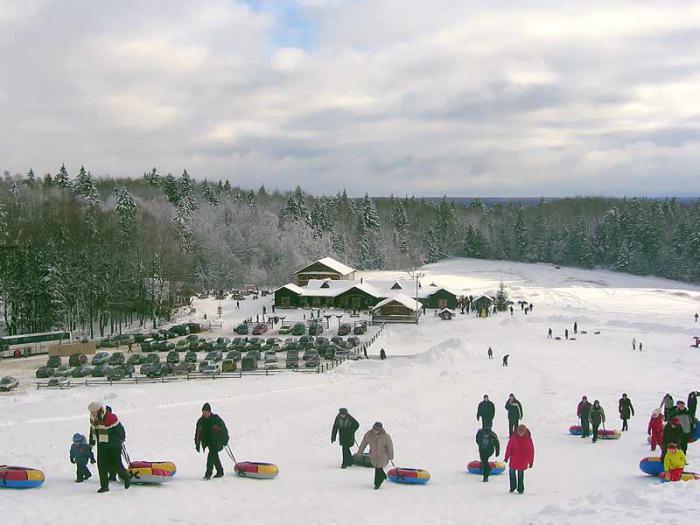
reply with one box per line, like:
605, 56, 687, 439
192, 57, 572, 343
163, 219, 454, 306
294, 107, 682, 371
509, 306, 513, 315
477, 395, 496, 429
487, 347, 493, 360
194, 403, 229, 480
504, 424, 534, 494
639, 341, 643, 352
529, 303, 533, 311
505, 394, 523, 437
577, 396, 592, 438
618, 393, 634, 431
236, 301, 240, 309
695, 312, 699, 323
331, 408, 360, 469
632, 338, 636, 350
661, 394, 674, 421
573, 322, 578, 334
565, 329, 569, 340
502, 354, 509, 367
547, 328, 552, 339
648, 409, 664, 451
379, 349, 386, 360
475, 426, 500, 482
589, 400, 606, 443
358, 422, 394, 490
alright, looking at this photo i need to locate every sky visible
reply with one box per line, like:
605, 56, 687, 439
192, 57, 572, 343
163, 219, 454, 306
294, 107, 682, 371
1, 0, 699, 197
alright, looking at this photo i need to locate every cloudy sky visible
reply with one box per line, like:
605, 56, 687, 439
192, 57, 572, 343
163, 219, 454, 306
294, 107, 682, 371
2, 0, 699, 197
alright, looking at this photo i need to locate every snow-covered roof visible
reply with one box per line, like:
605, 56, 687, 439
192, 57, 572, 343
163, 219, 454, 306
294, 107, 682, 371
474, 293, 494, 302
277, 278, 459, 301
295, 257, 355, 276
372, 294, 422, 312
275, 283, 304, 295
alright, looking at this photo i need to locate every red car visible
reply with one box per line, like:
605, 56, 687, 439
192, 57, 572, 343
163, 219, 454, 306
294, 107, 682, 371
252, 323, 268, 336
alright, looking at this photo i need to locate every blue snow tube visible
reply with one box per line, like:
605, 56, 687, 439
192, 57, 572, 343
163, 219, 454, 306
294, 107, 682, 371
639, 457, 663, 476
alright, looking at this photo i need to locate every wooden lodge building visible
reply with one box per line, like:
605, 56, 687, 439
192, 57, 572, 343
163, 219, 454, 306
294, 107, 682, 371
275, 257, 458, 314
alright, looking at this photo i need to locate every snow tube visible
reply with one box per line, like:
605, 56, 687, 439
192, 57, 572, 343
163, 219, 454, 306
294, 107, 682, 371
639, 457, 663, 476
659, 471, 700, 482
353, 453, 373, 468
128, 461, 176, 484
0, 466, 45, 489
467, 460, 506, 475
388, 467, 430, 485
234, 461, 278, 479
569, 425, 621, 439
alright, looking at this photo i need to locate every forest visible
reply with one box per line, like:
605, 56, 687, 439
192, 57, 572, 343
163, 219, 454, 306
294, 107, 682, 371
0, 166, 698, 336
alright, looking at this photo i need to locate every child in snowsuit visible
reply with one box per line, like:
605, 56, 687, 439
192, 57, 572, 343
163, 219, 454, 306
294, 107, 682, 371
70, 433, 95, 482
647, 409, 664, 451
663, 443, 686, 482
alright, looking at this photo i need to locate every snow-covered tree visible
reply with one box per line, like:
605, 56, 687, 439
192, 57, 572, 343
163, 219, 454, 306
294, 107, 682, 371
113, 185, 137, 247
391, 199, 409, 254
54, 164, 71, 190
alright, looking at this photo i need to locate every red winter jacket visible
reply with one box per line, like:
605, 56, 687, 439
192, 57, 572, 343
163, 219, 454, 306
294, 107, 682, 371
648, 415, 663, 438
505, 430, 535, 471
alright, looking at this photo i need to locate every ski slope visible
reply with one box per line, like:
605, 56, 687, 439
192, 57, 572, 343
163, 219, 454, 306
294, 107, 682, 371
2, 258, 700, 525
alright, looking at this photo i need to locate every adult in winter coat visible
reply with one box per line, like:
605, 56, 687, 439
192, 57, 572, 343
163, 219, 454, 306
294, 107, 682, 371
194, 403, 229, 480
358, 422, 394, 490
663, 443, 686, 482
488, 347, 493, 359
475, 427, 500, 482
589, 400, 606, 443
668, 401, 694, 450
88, 402, 131, 493
577, 396, 592, 438
618, 394, 634, 431
105, 406, 126, 482
687, 391, 699, 418
504, 424, 534, 494
661, 394, 674, 421
331, 408, 360, 468
648, 409, 664, 452
477, 395, 496, 429
505, 394, 524, 437
662, 418, 685, 460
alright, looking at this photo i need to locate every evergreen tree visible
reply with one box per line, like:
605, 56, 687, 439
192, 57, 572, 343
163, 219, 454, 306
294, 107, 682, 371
54, 164, 71, 190
201, 180, 219, 206
25, 168, 36, 186
391, 199, 409, 254
281, 186, 309, 224
112, 186, 137, 247
495, 281, 509, 311
357, 194, 383, 269
514, 207, 528, 259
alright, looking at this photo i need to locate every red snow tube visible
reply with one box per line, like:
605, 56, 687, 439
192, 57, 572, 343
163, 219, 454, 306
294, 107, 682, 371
0, 466, 45, 489
128, 461, 176, 483
467, 460, 506, 475
234, 462, 278, 479
569, 425, 621, 439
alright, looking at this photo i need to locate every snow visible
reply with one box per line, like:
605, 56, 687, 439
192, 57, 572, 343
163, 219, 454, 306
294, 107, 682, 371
372, 293, 422, 312
295, 257, 356, 276
2, 257, 700, 525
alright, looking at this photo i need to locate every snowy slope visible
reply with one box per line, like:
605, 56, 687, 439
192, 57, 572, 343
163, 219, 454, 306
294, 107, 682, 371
2, 258, 700, 525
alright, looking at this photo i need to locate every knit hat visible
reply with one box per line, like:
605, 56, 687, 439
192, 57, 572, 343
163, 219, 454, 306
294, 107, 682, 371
668, 442, 678, 449
372, 422, 383, 430
72, 433, 85, 444
652, 408, 661, 417
338, 408, 348, 415
202, 402, 211, 412
88, 401, 103, 413
671, 417, 680, 425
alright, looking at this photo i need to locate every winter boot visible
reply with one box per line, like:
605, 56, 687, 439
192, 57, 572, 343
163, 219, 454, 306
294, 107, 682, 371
97, 487, 109, 493
213, 471, 224, 478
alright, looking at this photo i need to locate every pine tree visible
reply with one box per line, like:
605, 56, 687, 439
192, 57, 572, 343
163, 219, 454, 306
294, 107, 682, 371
174, 170, 197, 251
514, 207, 528, 260
143, 168, 160, 187
357, 194, 383, 269
247, 190, 257, 211
112, 186, 137, 247
25, 168, 36, 186
201, 180, 219, 206
495, 281, 509, 311
425, 228, 441, 263
391, 199, 409, 254
54, 164, 71, 190
281, 186, 309, 224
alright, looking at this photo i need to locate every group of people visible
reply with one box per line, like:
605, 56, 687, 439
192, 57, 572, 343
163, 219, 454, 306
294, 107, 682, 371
486, 347, 509, 367
576, 394, 635, 442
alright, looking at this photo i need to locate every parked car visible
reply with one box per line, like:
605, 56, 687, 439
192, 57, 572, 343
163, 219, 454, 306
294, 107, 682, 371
347, 336, 360, 348
353, 322, 367, 335
315, 337, 329, 346
330, 336, 347, 348
146, 363, 170, 378
175, 339, 189, 350
96, 338, 115, 349
167, 350, 180, 364
92, 352, 110, 365
303, 349, 320, 362
185, 351, 198, 363
173, 362, 196, 374
252, 323, 268, 336
264, 351, 277, 366
0, 376, 19, 391
291, 323, 306, 336
198, 360, 214, 372
235, 323, 249, 335
139, 363, 154, 375
205, 350, 223, 362
225, 350, 241, 362
55, 365, 73, 377
170, 324, 190, 336
241, 356, 257, 371
107, 367, 126, 381
127, 354, 145, 366
47, 377, 70, 387
68, 353, 88, 367
36, 367, 55, 378
46, 355, 61, 368
285, 352, 299, 369
108, 352, 125, 366
305, 353, 320, 368
202, 364, 221, 376
145, 353, 161, 365
337, 323, 352, 336
309, 323, 323, 336
247, 337, 261, 346
231, 337, 245, 347
222, 359, 237, 372
92, 365, 113, 378
279, 324, 293, 335
71, 366, 88, 378
246, 349, 261, 361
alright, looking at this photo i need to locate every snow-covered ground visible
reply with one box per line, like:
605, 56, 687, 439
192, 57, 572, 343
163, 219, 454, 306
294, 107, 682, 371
2, 258, 700, 525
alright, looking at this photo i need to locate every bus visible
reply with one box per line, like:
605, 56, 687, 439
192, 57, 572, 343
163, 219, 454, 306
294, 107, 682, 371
0, 331, 72, 358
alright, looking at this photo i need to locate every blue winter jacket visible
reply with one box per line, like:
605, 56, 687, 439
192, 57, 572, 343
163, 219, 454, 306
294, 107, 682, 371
70, 443, 95, 466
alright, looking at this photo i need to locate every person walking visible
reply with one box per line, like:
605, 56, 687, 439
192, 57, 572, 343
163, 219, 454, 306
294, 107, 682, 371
565, 329, 569, 340
194, 403, 229, 480
577, 396, 592, 438
502, 354, 509, 367
505, 394, 524, 437
476, 426, 500, 482
88, 402, 131, 493
358, 422, 394, 490
477, 395, 496, 429
632, 338, 636, 350
379, 349, 387, 360
661, 394, 675, 421
662, 418, 685, 461
104, 406, 127, 482
573, 322, 578, 334
487, 347, 493, 360
331, 408, 360, 469
547, 328, 552, 339
69, 433, 95, 483
687, 391, 698, 418
639, 342, 643, 352
648, 409, 664, 452
504, 424, 534, 494
663, 443, 686, 482
618, 393, 634, 431
590, 400, 606, 443
695, 312, 698, 323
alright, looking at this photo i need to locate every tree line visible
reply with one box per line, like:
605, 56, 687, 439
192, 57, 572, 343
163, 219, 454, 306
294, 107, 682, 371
0, 166, 698, 336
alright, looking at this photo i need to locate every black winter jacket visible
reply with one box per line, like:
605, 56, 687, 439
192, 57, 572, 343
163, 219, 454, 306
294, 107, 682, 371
618, 398, 634, 420
331, 414, 359, 447
195, 414, 229, 452
476, 428, 500, 456
505, 400, 523, 421
477, 400, 495, 423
